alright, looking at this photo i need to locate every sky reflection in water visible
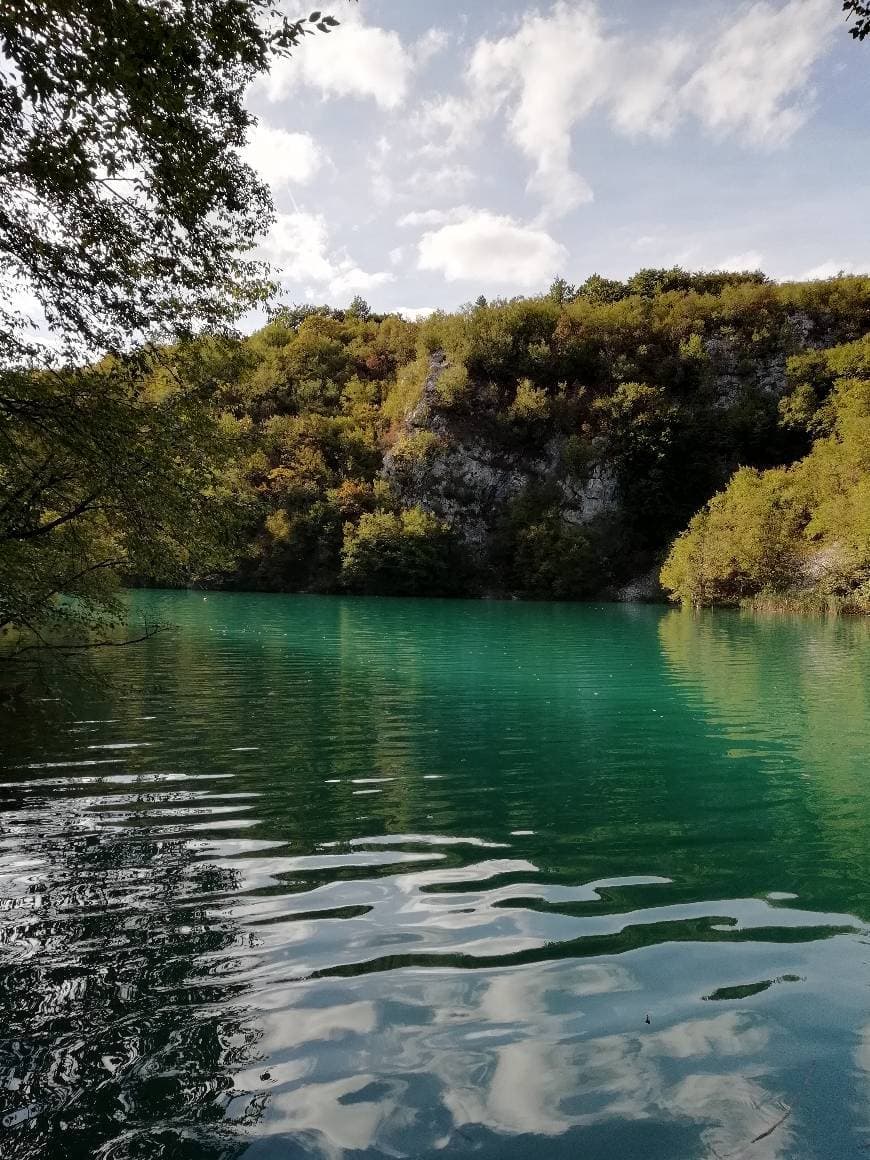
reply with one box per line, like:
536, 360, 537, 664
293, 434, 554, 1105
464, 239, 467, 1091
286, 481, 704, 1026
1, 593, 870, 1159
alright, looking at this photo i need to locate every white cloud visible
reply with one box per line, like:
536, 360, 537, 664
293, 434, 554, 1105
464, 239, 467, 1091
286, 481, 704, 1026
389, 246, 405, 266
411, 96, 479, 157
243, 124, 324, 189
414, 28, 449, 66
716, 250, 765, 271
266, 211, 334, 283
262, 15, 411, 109
610, 38, 690, 139
395, 306, 437, 321
684, 0, 837, 146
397, 206, 473, 228
328, 265, 394, 296
406, 164, 476, 199
373, 164, 476, 207
369, 171, 395, 206
417, 210, 566, 286
412, 0, 839, 222
263, 211, 393, 301
468, 3, 605, 219
798, 259, 869, 280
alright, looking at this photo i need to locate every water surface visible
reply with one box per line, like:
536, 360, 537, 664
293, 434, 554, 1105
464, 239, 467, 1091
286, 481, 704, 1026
2, 592, 870, 1159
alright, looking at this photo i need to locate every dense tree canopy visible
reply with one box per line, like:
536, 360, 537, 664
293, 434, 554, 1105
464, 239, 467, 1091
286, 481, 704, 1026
0, 2, 343, 655
112, 271, 867, 609
4, 265, 870, 651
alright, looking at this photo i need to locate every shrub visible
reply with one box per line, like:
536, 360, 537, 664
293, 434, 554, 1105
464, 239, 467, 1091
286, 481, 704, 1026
662, 367, 870, 608
508, 378, 549, 424
434, 363, 472, 409
381, 356, 429, 424
562, 434, 597, 479
660, 468, 804, 606
490, 486, 602, 599
340, 507, 467, 595
390, 429, 441, 467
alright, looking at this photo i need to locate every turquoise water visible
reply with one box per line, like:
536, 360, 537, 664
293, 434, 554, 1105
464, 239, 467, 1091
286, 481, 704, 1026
2, 591, 870, 1159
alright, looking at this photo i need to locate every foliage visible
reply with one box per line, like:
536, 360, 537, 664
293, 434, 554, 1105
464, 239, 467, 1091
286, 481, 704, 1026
340, 507, 467, 596
0, 343, 243, 649
490, 486, 601, 600
0, 1, 346, 654
390, 429, 440, 467
85, 272, 870, 606
434, 364, 472, 409
661, 373, 870, 610
844, 0, 870, 39
0, 0, 343, 359
7, 266, 870, 625
508, 378, 550, 424
381, 355, 427, 426
659, 468, 803, 607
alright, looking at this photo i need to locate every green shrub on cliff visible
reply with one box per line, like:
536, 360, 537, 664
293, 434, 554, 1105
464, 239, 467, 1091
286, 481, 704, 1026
340, 508, 467, 596
661, 375, 870, 610
434, 364, 473, 409
659, 468, 803, 606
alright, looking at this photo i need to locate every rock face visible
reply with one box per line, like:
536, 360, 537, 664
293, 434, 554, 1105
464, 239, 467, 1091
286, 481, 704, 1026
614, 567, 666, 604
383, 352, 620, 554
382, 326, 805, 596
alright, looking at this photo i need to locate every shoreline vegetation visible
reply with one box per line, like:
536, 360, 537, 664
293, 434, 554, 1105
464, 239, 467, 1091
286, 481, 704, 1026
3, 269, 869, 660
3, 4, 870, 664
157, 269, 868, 614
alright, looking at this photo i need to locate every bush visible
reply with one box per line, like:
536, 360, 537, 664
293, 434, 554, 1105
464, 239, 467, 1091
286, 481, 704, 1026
508, 378, 549, 424
660, 467, 803, 606
390, 429, 441, 467
661, 369, 870, 608
381, 356, 429, 424
562, 434, 597, 479
490, 487, 602, 599
340, 507, 467, 596
434, 364, 473, 409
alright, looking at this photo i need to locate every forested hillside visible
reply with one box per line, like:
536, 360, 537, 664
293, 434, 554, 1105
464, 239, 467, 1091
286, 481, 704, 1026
144, 268, 869, 607
7, 268, 869, 639
662, 334, 870, 611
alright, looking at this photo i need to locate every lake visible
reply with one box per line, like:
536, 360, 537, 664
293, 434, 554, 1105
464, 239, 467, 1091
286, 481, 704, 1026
2, 591, 870, 1159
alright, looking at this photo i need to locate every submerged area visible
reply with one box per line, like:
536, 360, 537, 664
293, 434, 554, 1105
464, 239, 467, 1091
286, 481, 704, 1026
2, 592, 870, 1159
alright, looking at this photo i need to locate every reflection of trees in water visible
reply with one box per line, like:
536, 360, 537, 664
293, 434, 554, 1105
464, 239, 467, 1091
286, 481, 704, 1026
658, 608, 870, 915
0, 792, 265, 1159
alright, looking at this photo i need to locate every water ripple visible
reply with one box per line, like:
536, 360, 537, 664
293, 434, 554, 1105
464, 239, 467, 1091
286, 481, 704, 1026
2, 594, 870, 1158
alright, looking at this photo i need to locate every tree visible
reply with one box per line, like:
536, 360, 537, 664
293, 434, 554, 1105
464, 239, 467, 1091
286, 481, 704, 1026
0, 1, 342, 361
660, 374, 870, 610
347, 295, 371, 320
844, 1, 870, 39
340, 508, 467, 596
0, 341, 248, 651
575, 273, 627, 305
547, 276, 576, 306
0, 2, 343, 652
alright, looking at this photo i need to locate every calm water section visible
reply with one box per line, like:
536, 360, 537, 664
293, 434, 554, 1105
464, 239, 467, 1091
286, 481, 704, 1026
2, 591, 870, 1159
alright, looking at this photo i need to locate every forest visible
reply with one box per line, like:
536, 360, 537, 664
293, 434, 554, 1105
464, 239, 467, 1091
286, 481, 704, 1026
4, 2, 870, 659
7, 266, 868, 643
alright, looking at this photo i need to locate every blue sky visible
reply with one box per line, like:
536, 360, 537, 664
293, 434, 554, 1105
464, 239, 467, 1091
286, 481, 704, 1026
245, 0, 868, 315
